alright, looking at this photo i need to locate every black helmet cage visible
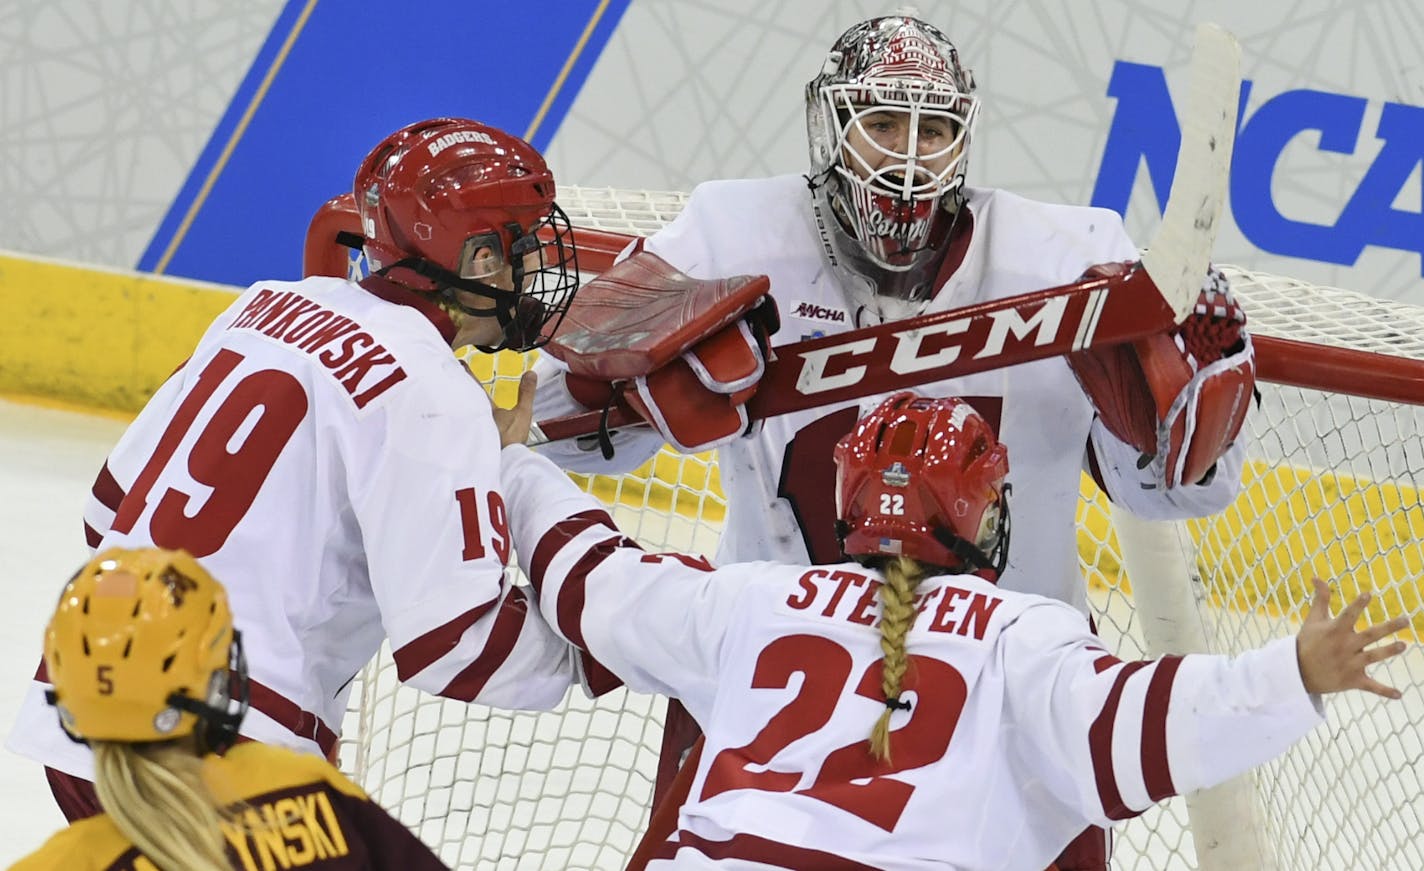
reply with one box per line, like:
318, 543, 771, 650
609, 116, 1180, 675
376, 201, 581, 353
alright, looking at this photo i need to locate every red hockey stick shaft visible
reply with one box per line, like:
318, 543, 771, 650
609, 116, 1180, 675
531, 263, 1173, 443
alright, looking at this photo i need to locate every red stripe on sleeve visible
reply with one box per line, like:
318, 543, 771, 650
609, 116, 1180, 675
1141, 655, 1184, 801
91, 462, 125, 513
246, 679, 338, 757
392, 598, 497, 683
83, 522, 103, 549
437, 587, 532, 702
1089, 660, 1151, 820
527, 509, 617, 592
1092, 653, 1122, 674
555, 535, 639, 649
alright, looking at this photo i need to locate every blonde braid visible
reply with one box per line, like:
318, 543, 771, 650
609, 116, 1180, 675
869, 556, 929, 761
92, 741, 231, 871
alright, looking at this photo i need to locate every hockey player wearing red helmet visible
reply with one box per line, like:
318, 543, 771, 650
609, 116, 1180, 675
528, 15, 1255, 868
9, 118, 585, 823
496, 391, 1407, 870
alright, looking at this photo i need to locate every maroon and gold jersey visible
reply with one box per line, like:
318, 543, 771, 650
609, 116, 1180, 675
11, 742, 448, 870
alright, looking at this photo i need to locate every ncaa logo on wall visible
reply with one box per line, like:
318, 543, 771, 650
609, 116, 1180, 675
1092, 61, 1424, 274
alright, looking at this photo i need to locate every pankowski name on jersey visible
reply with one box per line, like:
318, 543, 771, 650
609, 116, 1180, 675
8, 275, 576, 781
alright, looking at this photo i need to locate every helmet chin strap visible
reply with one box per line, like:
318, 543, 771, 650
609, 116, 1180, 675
807, 173, 962, 313
930, 483, 1012, 580
376, 257, 542, 352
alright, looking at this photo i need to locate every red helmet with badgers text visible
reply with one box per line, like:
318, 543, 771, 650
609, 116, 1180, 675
352, 117, 580, 351
834, 392, 1010, 577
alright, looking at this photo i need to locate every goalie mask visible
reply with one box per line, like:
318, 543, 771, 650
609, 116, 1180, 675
806, 16, 979, 306
44, 547, 249, 754
834, 393, 1010, 577
353, 117, 580, 352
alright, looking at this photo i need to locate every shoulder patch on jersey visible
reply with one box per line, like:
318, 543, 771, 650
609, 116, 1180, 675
787, 299, 849, 325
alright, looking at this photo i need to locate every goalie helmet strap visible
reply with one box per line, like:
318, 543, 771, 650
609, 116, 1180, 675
930, 482, 1011, 579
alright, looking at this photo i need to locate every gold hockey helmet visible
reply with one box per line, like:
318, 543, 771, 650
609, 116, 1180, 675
44, 547, 248, 749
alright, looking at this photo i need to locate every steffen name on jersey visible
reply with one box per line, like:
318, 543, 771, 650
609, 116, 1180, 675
785, 568, 1003, 640
228, 288, 409, 409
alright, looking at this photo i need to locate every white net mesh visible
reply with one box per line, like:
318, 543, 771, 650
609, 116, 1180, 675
340, 186, 1424, 870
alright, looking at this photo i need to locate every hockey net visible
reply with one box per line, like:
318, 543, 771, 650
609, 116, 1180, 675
339, 186, 1424, 870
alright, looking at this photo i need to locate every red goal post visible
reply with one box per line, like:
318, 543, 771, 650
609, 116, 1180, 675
329, 185, 1424, 871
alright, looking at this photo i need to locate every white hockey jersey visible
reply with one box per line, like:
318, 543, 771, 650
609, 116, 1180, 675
533, 175, 1247, 613
501, 444, 1322, 871
9, 275, 576, 780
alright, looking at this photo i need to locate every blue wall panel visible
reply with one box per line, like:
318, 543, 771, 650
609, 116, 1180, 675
140, 0, 630, 287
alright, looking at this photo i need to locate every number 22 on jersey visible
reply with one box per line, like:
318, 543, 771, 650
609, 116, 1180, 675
698, 633, 968, 831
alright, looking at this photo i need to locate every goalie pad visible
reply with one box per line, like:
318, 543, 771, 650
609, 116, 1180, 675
1069, 264, 1255, 488
545, 251, 778, 454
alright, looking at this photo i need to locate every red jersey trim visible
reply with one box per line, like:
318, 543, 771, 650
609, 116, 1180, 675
526, 509, 617, 593
392, 598, 499, 683
438, 587, 531, 702
554, 534, 639, 649
247, 678, 338, 757
1089, 660, 1151, 820
91, 462, 124, 512
1141, 655, 1184, 801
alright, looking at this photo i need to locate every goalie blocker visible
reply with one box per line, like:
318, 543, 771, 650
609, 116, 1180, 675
1067, 262, 1255, 489
542, 251, 779, 456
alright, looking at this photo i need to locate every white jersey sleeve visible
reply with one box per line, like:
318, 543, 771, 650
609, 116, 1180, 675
528, 353, 666, 475
13, 277, 578, 781
357, 365, 574, 711
500, 443, 744, 716
1001, 601, 1324, 826
1086, 418, 1248, 520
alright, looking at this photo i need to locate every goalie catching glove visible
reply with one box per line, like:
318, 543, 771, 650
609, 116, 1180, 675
1068, 263, 1255, 488
543, 251, 779, 455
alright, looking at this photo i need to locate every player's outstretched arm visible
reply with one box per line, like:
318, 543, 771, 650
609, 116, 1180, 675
362, 376, 577, 713
1296, 577, 1409, 699
1004, 587, 1408, 827
499, 441, 745, 708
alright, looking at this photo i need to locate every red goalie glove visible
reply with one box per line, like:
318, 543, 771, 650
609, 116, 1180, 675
1068, 263, 1255, 488
544, 251, 778, 454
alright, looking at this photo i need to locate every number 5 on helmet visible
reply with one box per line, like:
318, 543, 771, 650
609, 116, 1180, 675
543, 251, 779, 454
43, 547, 249, 754
1068, 263, 1256, 488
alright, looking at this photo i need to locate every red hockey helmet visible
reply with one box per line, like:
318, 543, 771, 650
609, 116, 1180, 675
352, 117, 580, 351
834, 392, 1010, 576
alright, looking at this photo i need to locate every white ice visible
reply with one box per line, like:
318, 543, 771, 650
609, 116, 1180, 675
0, 398, 129, 861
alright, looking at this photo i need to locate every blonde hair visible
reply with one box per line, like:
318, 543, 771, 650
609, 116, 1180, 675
92, 740, 231, 871
869, 556, 930, 761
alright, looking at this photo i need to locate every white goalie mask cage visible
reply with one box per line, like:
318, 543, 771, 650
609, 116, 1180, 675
806, 16, 980, 304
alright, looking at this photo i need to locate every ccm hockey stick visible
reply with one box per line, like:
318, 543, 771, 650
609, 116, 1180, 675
530, 24, 1242, 446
